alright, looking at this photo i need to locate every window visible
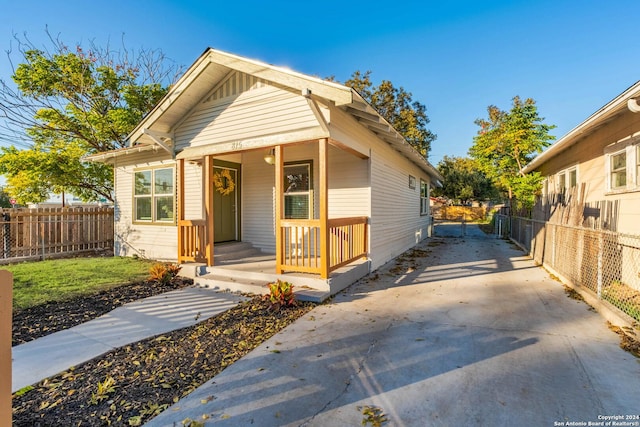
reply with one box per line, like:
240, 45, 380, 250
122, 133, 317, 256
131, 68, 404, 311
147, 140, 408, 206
568, 168, 577, 188
284, 161, 312, 219
637, 145, 640, 186
553, 166, 578, 193
610, 151, 627, 190
605, 136, 640, 193
420, 179, 429, 215
134, 167, 175, 223
557, 172, 566, 191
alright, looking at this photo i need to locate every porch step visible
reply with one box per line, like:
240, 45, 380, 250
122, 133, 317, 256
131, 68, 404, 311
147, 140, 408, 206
213, 242, 265, 262
209, 266, 331, 291
194, 273, 330, 303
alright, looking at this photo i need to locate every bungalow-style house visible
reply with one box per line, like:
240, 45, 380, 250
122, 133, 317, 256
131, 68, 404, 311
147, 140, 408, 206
522, 80, 640, 234
88, 48, 442, 300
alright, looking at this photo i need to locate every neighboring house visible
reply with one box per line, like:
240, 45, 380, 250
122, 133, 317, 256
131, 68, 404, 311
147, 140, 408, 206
522, 80, 640, 234
87, 48, 442, 299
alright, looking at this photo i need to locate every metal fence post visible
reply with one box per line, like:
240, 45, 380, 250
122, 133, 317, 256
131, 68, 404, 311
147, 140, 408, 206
0, 270, 13, 426
597, 231, 604, 299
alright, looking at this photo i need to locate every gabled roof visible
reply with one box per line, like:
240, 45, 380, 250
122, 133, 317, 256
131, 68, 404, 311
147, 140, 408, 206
98, 48, 442, 182
523, 80, 640, 173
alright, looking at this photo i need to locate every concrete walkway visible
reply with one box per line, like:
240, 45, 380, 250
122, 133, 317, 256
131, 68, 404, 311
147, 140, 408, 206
12, 287, 247, 392
145, 223, 640, 426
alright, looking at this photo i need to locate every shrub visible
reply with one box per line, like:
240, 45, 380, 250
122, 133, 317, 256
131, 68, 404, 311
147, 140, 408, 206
264, 279, 296, 310
148, 262, 181, 285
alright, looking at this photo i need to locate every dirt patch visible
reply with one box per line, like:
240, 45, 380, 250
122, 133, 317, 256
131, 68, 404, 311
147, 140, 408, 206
12, 290, 315, 426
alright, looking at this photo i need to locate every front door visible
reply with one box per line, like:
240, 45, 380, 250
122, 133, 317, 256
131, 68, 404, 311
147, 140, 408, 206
213, 164, 240, 243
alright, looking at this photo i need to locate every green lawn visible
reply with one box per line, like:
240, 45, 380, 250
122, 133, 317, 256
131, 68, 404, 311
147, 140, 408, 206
2, 256, 158, 310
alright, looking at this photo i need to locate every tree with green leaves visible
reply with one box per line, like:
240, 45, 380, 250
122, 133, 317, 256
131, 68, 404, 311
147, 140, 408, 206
469, 96, 555, 210
433, 155, 498, 204
341, 70, 436, 158
0, 32, 181, 203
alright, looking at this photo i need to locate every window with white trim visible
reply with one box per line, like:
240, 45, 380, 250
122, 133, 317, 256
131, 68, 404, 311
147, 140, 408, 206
637, 145, 640, 186
610, 151, 627, 190
134, 167, 175, 223
284, 161, 312, 219
604, 136, 640, 193
420, 179, 429, 215
553, 166, 577, 193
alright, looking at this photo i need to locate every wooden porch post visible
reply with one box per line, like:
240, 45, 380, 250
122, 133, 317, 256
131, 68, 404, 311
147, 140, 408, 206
275, 145, 284, 274
204, 155, 215, 266
319, 138, 330, 279
177, 158, 185, 263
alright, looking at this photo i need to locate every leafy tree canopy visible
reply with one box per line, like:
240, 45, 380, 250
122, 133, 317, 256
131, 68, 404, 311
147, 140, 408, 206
469, 96, 555, 210
340, 70, 436, 158
0, 31, 181, 203
433, 155, 498, 204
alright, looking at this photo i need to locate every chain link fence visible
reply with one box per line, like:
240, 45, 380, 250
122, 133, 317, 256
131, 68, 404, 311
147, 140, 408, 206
495, 214, 640, 323
0, 207, 114, 264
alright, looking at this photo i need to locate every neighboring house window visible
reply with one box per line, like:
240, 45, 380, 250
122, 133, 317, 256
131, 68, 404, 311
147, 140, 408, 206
637, 145, 640, 186
420, 179, 429, 215
134, 167, 175, 223
284, 161, 312, 219
610, 151, 627, 190
568, 168, 577, 188
604, 136, 640, 193
554, 166, 577, 193
557, 172, 566, 192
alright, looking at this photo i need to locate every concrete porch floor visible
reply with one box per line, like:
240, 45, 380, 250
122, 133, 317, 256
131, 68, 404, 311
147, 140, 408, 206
179, 242, 370, 302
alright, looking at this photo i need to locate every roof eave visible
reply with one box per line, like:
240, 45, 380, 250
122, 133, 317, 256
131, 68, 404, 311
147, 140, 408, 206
523, 80, 640, 173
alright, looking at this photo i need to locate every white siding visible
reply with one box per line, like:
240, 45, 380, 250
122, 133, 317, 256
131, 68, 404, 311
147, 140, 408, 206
183, 161, 203, 220
174, 72, 318, 151
113, 154, 178, 261
328, 145, 370, 218
369, 148, 432, 270
242, 151, 276, 253
327, 104, 432, 271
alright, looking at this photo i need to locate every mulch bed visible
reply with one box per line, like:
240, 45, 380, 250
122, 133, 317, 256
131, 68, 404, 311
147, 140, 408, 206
12, 280, 316, 426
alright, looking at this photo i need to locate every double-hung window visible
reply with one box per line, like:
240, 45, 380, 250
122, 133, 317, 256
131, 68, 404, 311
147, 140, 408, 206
604, 135, 640, 193
284, 161, 312, 219
420, 179, 429, 215
134, 167, 175, 223
610, 151, 627, 190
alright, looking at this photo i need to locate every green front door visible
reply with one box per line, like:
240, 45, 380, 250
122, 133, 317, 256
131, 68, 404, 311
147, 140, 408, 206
213, 165, 239, 243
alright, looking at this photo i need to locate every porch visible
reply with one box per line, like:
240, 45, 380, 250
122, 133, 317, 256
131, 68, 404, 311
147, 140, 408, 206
180, 241, 370, 302
175, 139, 371, 300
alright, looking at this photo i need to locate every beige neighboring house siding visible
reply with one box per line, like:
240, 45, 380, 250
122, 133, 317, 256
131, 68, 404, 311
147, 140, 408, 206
538, 108, 640, 233
113, 152, 177, 261
174, 72, 319, 151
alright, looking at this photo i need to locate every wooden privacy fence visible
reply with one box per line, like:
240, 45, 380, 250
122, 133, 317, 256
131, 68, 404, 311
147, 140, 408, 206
0, 207, 114, 263
432, 205, 487, 221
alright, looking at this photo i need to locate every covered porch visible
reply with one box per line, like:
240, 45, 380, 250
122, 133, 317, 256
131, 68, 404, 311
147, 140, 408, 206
176, 138, 370, 299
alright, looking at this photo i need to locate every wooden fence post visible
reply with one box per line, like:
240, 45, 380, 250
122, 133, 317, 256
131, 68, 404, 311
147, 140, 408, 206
0, 270, 13, 426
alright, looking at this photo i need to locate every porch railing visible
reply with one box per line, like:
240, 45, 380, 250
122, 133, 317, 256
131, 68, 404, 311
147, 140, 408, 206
178, 219, 206, 263
278, 216, 368, 275
178, 216, 369, 276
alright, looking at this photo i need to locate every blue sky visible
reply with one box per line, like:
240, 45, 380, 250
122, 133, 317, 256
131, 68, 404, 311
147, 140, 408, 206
1, 0, 639, 166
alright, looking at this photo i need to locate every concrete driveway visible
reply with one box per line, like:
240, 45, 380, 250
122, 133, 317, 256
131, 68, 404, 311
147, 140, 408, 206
146, 223, 640, 426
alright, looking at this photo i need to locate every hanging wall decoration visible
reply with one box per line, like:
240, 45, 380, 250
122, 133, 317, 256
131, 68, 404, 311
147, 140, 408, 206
213, 169, 235, 196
